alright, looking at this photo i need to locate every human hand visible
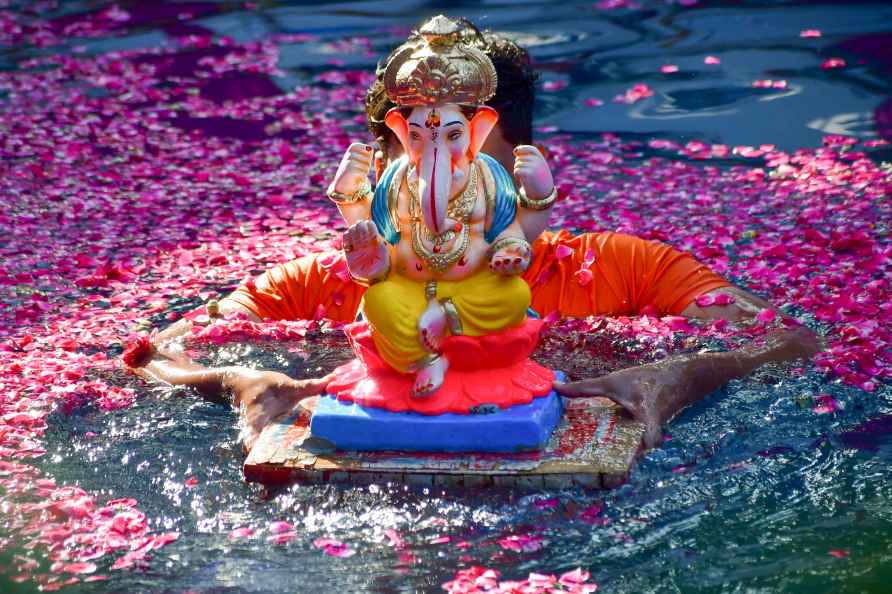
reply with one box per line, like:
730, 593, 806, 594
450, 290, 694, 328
554, 365, 670, 449
513, 145, 554, 202
329, 142, 373, 197
224, 368, 333, 451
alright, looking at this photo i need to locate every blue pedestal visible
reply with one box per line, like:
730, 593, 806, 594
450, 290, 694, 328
310, 372, 564, 453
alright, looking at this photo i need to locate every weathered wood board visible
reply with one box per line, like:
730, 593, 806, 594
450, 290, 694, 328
244, 396, 645, 490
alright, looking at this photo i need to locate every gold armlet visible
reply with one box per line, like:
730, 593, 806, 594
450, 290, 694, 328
328, 181, 372, 205
487, 236, 532, 259
518, 186, 557, 211
440, 298, 463, 336
425, 281, 437, 301
410, 353, 440, 371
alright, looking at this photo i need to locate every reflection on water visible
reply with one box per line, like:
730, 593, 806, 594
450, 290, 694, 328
5, 0, 892, 591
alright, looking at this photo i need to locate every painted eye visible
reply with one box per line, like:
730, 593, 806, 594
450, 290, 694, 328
448, 130, 463, 141
409, 131, 421, 141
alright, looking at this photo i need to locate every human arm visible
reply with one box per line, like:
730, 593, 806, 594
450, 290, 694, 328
555, 286, 821, 448
134, 249, 366, 390
555, 327, 819, 448
129, 297, 329, 450
133, 296, 256, 397
680, 285, 774, 321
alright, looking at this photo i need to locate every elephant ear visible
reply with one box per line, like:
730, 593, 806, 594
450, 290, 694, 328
384, 108, 410, 151
468, 106, 499, 160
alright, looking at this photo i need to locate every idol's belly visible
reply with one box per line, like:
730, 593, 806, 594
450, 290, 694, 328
392, 233, 490, 282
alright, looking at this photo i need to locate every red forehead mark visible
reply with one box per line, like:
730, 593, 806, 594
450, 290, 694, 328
424, 110, 440, 128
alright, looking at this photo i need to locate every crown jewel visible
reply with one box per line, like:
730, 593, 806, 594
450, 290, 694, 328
383, 15, 497, 107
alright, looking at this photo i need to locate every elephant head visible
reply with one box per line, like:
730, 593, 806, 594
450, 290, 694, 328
385, 104, 498, 235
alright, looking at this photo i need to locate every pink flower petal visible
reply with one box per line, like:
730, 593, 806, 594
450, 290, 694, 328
61, 562, 96, 574
712, 293, 736, 306
559, 568, 592, 586
664, 316, 693, 332
755, 309, 777, 324
268, 521, 293, 534
695, 293, 715, 307
822, 58, 846, 69
384, 529, 405, 549
229, 527, 254, 540
497, 534, 543, 553
574, 269, 593, 286
267, 531, 297, 545
813, 394, 838, 415
313, 537, 355, 557
613, 83, 654, 104
542, 80, 568, 92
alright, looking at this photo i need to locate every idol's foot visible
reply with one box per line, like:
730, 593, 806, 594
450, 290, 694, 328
418, 298, 447, 352
412, 355, 449, 398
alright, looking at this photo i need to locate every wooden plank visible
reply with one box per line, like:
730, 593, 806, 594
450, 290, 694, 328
244, 396, 644, 490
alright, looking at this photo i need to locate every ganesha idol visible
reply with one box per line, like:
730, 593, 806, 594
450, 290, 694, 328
310, 16, 563, 453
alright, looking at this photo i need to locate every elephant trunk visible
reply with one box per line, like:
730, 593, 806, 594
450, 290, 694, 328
417, 145, 451, 235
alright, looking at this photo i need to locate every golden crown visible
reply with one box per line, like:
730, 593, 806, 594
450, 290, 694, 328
383, 15, 498, 107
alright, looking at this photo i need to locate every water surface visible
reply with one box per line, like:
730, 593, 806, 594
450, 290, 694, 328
1, 0, 890, 592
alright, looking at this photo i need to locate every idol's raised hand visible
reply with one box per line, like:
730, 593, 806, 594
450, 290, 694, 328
513, 145, 554, 202
328, 142, 373, 197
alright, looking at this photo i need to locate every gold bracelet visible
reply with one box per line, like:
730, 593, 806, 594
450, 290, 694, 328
410, 353, 440, 371
486, 236, 532, 260
327, 181, 372, 204
518, 186, 557, 211
348, 259, 390, 287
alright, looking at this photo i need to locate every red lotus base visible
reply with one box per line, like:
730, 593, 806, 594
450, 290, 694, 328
325, 319, 555, 416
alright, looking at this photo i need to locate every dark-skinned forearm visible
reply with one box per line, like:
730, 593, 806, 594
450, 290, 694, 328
135, 298, 260, 396
652, 330, 813, 425
139, 355, 240, 398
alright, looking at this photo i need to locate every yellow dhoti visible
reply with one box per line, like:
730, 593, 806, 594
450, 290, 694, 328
362, 269, 531, 373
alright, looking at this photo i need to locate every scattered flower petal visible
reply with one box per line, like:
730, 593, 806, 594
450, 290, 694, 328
821, 58, 846, 69
313, 537, 355, 557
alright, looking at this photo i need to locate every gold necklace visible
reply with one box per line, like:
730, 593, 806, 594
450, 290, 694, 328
408, 162, 478, 274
